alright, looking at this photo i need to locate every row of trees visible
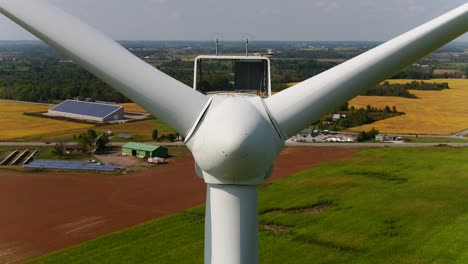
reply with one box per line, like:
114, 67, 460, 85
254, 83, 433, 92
54, 129, 109, 156
317, 104, 400, 131
356, 128, 379, 142
152, 129, 181, 142
55, 128, 182, 157
403, 80, 450, 90
73, 129, 109, 153
0, 59, 129, 103
271, 58, 337, 91
364, 81, 450, 98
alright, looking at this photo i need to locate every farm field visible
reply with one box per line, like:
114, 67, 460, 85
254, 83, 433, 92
117, 103, 148, 113
0, 101, 92, 141
17, 119, 175, 142
104, 119, 175, 141
403, 136, 468, 143
0, 100, 174, 142
0, 147, 353, 263
15, 118, 175, 142
433, 69, 464, 75
26, 147, 468, 264
349, 79, 468, 135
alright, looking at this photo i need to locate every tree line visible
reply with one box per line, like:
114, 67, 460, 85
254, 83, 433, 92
0, 58, 129, 103
316, 103, 402, 131
363, 81, 449, 98
0, 42, 461, 104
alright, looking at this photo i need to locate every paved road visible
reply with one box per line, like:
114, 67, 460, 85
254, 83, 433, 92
285, 141, 468, 147
1, 141, 468, 148
366, 130, 468, 139
452, 129, 468, 138
0, 141, 185, 147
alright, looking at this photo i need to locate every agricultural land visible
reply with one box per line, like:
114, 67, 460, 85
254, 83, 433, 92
117, 103, 148, 113
0, 100, 92, 141
0, 147, 353, 263
26, 147, 468, 264
349, 79, 468, 135
1, 40, 468, 264
0, 101, 173, 142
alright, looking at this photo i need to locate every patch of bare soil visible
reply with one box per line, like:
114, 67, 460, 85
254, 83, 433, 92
0, 242, 34, 264
0, 147, 354, 263
93, 152, 152, 171
283, 202, 335, 215
261, 201, 335, 216
260, 224, 292, 234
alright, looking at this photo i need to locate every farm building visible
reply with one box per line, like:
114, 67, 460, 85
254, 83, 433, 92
332, 114, 341, 122
122, 142, 168, 158
332, 114, 346, 122
48, 100, 124, 122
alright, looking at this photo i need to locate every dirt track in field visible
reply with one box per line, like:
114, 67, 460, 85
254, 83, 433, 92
0, 147, 354, 263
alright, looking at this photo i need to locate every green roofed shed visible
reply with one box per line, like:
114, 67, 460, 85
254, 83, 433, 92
122, 142, 168, 158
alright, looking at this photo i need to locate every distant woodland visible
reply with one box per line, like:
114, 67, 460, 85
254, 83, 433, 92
364, 81, 450, 98
0, 41, 466, 103
0, 59, 127, 103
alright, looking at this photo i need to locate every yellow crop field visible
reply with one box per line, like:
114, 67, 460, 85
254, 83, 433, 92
348, 79, 468, 135
287, 82, 300, 87
118, 103, 148, 113
0, 100, 92, 141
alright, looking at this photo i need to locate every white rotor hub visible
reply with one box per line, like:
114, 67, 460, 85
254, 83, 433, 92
186, 94, 285, 185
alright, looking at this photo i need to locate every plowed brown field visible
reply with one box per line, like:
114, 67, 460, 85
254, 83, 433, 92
0, 147, 354, 263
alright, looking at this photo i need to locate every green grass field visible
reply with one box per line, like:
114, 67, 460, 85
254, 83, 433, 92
35, 147, 92, 161
439, 62, 468, 70
27, 147, 468, 264
16, 119, 175, 142
403, 136, 468, 143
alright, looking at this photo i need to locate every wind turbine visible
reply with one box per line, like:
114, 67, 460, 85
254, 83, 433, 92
0, 1, 467, 263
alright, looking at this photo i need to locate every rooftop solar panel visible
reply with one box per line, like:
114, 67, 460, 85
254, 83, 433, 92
50, 100, 122, 118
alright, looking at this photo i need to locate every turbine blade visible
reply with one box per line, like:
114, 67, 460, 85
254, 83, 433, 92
0, 0, 208, 135
265, 3, 468, 138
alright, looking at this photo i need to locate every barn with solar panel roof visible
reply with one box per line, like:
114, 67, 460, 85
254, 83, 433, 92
48, 100, 124, 122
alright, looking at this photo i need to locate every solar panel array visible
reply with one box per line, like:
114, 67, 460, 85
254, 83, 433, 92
24, 160, 120, 172
118, 133, 133, 139
50, 100, 122, 118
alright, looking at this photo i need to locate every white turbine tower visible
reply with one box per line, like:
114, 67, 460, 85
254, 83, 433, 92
1, 1, 467, 263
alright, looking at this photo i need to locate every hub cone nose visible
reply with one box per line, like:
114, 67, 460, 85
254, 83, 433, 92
186, 95, 284, 185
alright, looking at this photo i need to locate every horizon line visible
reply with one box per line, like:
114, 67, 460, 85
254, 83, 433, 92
0, 39, 467, 44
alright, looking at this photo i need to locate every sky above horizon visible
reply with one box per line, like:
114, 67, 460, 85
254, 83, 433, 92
0, 0, 467, 42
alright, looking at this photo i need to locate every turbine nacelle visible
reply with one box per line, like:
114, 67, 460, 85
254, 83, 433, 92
186, 94, 284, 185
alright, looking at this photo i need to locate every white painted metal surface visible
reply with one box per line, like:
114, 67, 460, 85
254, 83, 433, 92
1, 1, 467, 264
205, 184, 258, 264
265, 3, 468, 138
0, 0, 208, 136
185, 94, 284, 185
